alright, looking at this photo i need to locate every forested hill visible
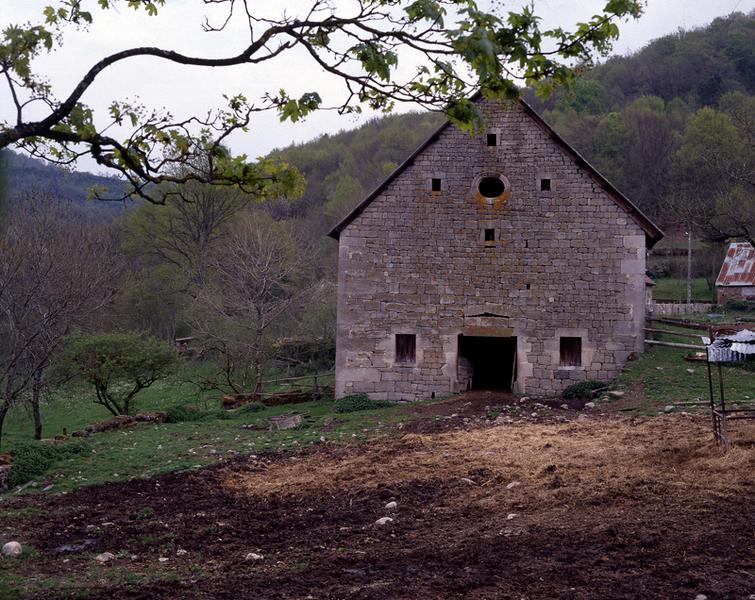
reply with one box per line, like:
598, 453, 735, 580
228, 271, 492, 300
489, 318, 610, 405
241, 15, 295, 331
2, 11, 752, 234
273, 11, 752, 231
0, 150, 126, 216
269, 111, 443, 226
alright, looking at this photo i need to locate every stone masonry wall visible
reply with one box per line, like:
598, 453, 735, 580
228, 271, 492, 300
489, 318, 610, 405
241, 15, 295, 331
334, 99, 647, 400
717, 286, 755, 304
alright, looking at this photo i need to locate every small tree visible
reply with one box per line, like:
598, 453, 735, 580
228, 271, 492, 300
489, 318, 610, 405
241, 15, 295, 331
54, 331, 177, 416
192, 210, 316, 397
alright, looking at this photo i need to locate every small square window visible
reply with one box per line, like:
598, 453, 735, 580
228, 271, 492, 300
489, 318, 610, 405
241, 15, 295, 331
540, 178, 551, 191
484, 228, 495, 241
526, 283, 531, 290
431, 178, 442, 192
560, 337, 582, 367
486, 133, 497, 146
396, 334, 416, 364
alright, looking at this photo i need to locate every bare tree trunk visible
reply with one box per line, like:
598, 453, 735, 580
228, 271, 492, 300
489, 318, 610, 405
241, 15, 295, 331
0, 404, 8, 451
253, 308, 264, 401
31, 370, 43, 440
686, 225, 693, 304
0, 370, 16, 450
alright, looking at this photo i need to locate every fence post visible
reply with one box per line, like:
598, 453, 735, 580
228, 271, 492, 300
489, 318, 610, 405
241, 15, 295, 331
312, 375, 319, 402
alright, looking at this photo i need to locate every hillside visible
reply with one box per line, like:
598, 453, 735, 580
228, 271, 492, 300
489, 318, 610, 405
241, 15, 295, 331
0, 150, 126, 217
275, 11, 753, 233
2, 12, 751, 241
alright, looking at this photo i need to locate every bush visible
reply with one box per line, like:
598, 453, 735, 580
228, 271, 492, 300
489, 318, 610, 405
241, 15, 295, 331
164, 404, 230, 423
53, 331, 178, 415
235, 401, 266, 415
334, 394, 393, 413
9, 442, 91, 488
562, 380, 606, 399
725, 298, 755, 312
646, 263, 670, 279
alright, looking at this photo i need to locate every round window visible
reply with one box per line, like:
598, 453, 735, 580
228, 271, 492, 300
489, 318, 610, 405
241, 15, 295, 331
478, 176, 506, 198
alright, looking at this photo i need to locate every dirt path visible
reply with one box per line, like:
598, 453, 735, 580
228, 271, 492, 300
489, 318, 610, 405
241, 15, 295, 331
2, 415, 753, 599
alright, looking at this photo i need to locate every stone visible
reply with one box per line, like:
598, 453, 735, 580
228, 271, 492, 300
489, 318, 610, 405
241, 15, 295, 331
560, 404, 569, 410
2, 542, 22, 557
664, 405, 675, 413
506, 513, 517, 520
245, 552, 264, 561
686, 369, 695, 374
385, 501, 398, 509
694, 595, 707, 600
55, 539, 97, 553
608, 390, 625, 397
506, 481, 520, 490
460, 477, 477, 485
584, 402, 595, 409
158, 557, 169, 562
95, 552, 115, 564
374, 517, 394, 526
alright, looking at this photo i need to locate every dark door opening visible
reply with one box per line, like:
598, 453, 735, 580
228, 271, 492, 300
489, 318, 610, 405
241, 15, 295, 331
458, 335, 517, 391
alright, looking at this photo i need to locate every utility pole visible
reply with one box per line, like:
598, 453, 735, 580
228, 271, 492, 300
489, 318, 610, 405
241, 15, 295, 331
686, 226, 693, 304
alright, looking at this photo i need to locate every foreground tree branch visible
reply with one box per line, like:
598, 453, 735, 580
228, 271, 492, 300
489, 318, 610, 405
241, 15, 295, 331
0, 0, 644, 202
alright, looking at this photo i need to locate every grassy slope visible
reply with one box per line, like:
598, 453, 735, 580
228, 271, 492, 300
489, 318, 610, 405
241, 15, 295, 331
612, 316, 755, 413
1, 368, 420, 494
652, 277, 715, 302
4, 330, 755, 495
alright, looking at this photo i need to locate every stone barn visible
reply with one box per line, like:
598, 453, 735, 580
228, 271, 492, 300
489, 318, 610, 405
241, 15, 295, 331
328, 97, 664, 400
716, 242, 755, 304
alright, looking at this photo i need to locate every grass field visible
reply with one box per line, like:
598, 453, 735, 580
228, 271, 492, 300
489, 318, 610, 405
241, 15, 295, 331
2, 366, 393, 493
651, 277, 715, 302
3, 321, 755, 496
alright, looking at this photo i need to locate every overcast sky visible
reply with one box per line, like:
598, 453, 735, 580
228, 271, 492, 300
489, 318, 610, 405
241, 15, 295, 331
1, 0, 753, 174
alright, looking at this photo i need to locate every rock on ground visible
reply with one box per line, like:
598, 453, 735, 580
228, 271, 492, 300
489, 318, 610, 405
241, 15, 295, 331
245, 552, 264, 561
2, 541, 22, 557
95, 552, 115, 564
375, 517, 394, 526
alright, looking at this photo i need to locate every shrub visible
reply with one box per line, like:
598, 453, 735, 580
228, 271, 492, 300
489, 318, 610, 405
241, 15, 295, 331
235, 401, 266, 415
725, 298, 755, 312
9, 442, 91, 488
334, 394, 393, 413
164, 404, 230, 423
53, 331, 178, 415
646, 263, 670, 279
562, 380, 606, 399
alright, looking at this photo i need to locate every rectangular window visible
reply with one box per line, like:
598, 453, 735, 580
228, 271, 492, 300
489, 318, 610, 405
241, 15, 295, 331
396, 334, 416, 364
484, 228, 495, 241
486, 133, 497, 146
540, 178, 551, 191
560, 337, 582, 367
431, 178, 442, 192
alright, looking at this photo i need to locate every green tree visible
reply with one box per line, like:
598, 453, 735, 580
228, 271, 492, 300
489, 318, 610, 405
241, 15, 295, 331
53, 331, 177, 416
0, 0, 644, 202
674, 96, 755, 246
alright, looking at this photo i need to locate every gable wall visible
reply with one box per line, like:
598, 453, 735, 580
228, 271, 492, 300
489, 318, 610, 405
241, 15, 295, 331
335, 99, 647, 399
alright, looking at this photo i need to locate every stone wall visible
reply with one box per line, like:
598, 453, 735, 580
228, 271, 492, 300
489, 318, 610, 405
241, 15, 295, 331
717, 286, 755, 304
648, 302, 715, 316
334, 99, 648, 400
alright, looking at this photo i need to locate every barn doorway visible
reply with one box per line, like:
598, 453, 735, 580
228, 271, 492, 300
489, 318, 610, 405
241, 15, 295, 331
458, 335, 517, 391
